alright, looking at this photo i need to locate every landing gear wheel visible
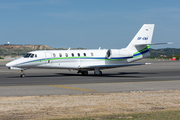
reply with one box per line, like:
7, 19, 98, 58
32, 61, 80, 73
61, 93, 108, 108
81, 71, 88, 76
20, 70, 25, 78
94, 71, 102, 76
99, 71, 102, 76
21, 74, 25, 78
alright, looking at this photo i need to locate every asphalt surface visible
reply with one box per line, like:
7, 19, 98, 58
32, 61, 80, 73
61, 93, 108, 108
0, 60, 180, 96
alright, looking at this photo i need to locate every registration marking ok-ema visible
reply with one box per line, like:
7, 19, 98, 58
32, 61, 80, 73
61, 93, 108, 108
6, 24, 171, 78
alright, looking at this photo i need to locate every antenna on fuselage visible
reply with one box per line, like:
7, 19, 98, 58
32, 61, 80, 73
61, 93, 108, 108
68, 47, 71, 50
99, 47, 101, 50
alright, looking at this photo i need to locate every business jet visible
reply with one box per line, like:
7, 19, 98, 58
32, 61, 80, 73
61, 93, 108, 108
6, 24, 171, 78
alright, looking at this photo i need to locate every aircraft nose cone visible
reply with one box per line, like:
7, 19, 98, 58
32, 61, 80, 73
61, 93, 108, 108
6, 61, 15, 67
6, 62, 11, 67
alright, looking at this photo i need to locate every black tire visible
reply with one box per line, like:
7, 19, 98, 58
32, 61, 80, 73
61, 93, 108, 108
99, 71, 102, 76
82, 71, 88, 76
21, 74, 25, 78
94, 71, 102, 76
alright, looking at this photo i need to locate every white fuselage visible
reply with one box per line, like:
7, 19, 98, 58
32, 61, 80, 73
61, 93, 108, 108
6, 48, 150, 71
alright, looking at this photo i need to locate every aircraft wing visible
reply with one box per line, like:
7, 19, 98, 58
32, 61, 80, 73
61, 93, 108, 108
80, 63, 149, 70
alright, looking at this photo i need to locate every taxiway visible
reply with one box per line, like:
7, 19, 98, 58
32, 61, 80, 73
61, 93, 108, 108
0, 60, 180, 96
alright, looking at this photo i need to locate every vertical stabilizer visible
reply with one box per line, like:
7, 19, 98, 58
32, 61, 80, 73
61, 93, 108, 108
126, 24, 154, 52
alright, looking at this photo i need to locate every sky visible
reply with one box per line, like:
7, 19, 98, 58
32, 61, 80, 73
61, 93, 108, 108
0, 0, 180, 49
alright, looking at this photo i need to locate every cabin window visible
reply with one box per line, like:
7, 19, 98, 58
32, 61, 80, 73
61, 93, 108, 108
35, 54, 37, 57
78, 53, 80, 57
59, 53, 62, 57
53, 53, 56, 57
72, 53, 74, 57
66, 53, 68, 57
91, 52, 94, 56
84, 53, 86, 57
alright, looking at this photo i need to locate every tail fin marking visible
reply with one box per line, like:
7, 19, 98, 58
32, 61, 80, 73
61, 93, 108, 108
126, 24, 155, 52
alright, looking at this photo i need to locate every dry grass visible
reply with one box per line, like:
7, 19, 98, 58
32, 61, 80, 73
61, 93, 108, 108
0, 90, 180, 120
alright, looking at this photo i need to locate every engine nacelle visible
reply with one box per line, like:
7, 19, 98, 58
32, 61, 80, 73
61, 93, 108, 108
107, 49, 133, 58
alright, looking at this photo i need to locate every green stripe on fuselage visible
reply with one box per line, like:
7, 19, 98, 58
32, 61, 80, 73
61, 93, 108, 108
134, 45, 151, 54
31, 45, 151, 64
31, 56, 125, 63
133, 45, 151, 57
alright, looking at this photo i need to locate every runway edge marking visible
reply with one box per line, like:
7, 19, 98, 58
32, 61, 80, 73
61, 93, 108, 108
48, 85, 101, 93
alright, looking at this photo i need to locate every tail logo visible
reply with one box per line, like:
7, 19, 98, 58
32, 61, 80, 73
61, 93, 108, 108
137, 37, 148, 40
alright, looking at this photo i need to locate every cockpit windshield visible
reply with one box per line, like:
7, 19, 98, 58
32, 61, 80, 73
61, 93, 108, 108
23, 53, 37, 58
24, 53, 32, 58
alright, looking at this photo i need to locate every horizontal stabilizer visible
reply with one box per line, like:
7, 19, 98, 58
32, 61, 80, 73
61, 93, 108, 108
80, 63, 149, 69
135, 42, 173, 46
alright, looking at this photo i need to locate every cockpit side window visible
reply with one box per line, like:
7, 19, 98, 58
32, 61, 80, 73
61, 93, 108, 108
30, 54, 34, 58
24, 53, 32, 58
23, 53, 36, 58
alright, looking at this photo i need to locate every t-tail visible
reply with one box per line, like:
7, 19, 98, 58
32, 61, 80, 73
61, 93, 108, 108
125, 24, 154, 61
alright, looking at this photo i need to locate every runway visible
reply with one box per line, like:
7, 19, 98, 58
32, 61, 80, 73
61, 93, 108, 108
0, 60, 180, 96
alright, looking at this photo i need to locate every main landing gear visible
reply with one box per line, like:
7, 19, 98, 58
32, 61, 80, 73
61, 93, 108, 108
94, 68, 102, 76
20, 70, 25, 78
78, 71, 89, 76
81, 71, 88, 76
78, 69, 102, 76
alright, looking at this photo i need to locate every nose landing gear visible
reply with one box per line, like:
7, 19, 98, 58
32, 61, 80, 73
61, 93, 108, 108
20, 70, 25, 78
